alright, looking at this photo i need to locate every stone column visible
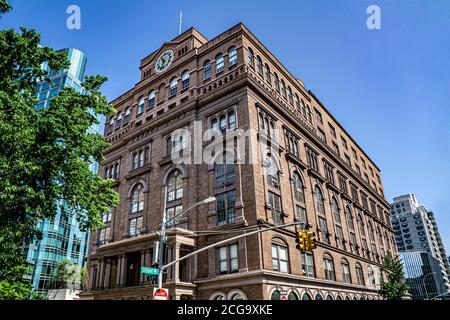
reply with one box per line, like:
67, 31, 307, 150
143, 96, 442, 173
98, 258, 105, 289
117, 254, 127, 288
173, 243, 181, 282
103, 259, 111, 289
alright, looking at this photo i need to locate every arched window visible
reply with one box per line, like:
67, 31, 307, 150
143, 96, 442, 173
167, 170, 183, 202
210, 292, 226, 300
270, 290, 280, 300
219, 114, 227, 133
323, 254, 335, 281
341, 259, 351, 284
247, 48, 254, 66
230, 292, 245, 300
314, 186, 325, 215
108, 118, 114, 134
287, 86, 293, 104
216, 53, 224, 73
116, 112, 122, 128
256, 56, 263, 75
295, 93, 300, 110
148, 91, 156, 108
137, 96, 145, 114
272, 239, 289, 273
166, 170, 184, 227
124, 107, 131, 124
300, 100, 306, 117
228, 110, 236, 129
332, 197, 344, 249
306, 105, 312, 122
315, 293, 323, 300
281, 79, 287, 98
113, 163, 119, 179
368, 267, 376, 288
265, 63, 271, 82
138, 150, 144, 167
368, 220, 375, 242
331, 197, 341, 224
274, 73, 280, 92
211, 118, 218, 132
228, 47, 237, 66
169, 77, 178, 97
292, 172, 306, 222
345, 206, 355, 230
131, 184, 144, 214
288, 292, 298, 300
181, 70, 190, 89
326, 295, 334, 300
302, 292, 312, 300
355, 263, 365, 285
204, 60, 212, 80
132, 152, 139, 170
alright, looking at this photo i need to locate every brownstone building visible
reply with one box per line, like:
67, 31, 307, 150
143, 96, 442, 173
83, 23, 396, 300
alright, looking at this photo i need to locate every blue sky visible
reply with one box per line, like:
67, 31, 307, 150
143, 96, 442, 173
2, 0, 450, 251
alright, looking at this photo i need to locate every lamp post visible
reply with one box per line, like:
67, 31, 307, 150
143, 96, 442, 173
156, 187, 215, 290
422, 272, 436, 300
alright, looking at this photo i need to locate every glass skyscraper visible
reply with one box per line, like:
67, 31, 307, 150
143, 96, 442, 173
24, 48, 99, 294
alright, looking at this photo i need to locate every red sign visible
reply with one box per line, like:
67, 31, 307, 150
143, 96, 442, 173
153, 288, 169, 301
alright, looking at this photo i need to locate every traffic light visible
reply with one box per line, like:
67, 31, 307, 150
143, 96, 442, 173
306, 231, 316, 251
295, 230, 306, 252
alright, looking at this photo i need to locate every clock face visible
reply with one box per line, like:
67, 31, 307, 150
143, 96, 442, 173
155, 50, 174, 73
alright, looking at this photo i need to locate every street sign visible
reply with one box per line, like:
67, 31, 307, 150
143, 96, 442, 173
280, 290, 288, 300
153, 288, 169, 301
141, 266, 159, 275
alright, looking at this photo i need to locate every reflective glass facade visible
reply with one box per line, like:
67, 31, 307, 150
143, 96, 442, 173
25, 48, 99, 294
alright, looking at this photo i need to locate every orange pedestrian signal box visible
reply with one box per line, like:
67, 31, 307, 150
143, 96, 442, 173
153, 288, 169, 301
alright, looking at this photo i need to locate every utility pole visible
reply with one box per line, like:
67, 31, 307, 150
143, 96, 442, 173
156, 187, 168, 290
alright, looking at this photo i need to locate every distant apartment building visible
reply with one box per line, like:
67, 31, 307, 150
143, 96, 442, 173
390, 194, 450, 299
24, 48, 97, 294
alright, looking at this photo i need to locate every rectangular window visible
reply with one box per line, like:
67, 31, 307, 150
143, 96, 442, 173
342, 263, 351, 284
219, 247, 228, 274
329, 123, 336, 137
332, 142, 340, 155
301, 252, 315, 277
272, 244, 289, 273
341, 136, 348, 149
319, 217, 330, 244
318, 128, 326, 142
296, 205, 307, 222
335, 225, 344, 249
356, 267, 365, 285
216, 191, 236, 225
306, 148, 319, 172
269, 192, 283, 225
129, 216, 143, 237
314, 108, 323, 124
166, 205, 183, 228
323, 258, 335, 281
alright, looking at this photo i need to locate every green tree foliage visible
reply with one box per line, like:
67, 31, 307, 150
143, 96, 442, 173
379, 252, 409, 300
0, 0, 118, 299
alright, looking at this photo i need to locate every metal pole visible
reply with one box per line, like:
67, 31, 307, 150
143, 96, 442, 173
162, 221, 302, 271
157, 186, 168, 289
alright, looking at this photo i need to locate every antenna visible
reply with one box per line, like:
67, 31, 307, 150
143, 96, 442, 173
179, 10, 183, 35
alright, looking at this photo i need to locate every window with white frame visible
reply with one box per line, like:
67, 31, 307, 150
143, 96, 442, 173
169, 77, 177, 97
228, 47, 237, 66
129, 216, 143, 237
301, 252, 315, 277
148, 91, 156, 108
137, 96, 145, 115
218, 244, 238, 274
131, 184, 144, 214
323, 254, 336, 281
204, 60, 212, 80
181, 70, 190, 89
272, 242, 289, 273
215, 53, 224, 73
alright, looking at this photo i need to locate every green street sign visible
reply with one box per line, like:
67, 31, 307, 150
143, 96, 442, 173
141, 266, 159, 275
